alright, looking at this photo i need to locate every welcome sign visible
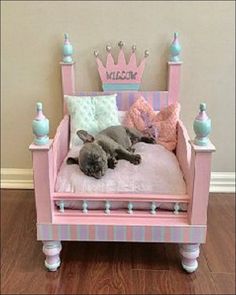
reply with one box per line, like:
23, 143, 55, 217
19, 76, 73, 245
106, 71, 138, 81
95, 41, 149, 91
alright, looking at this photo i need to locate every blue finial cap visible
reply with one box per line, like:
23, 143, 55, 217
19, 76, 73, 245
170, 32, 181, 62
63, 33, 73, 63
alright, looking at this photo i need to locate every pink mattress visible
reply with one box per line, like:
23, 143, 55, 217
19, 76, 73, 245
55, 142, 187, 211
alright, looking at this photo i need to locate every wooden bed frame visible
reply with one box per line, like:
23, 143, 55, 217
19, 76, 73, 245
29, 33, 215, 273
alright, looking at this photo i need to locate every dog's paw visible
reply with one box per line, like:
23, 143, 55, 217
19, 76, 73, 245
108, 157, 118, 169
131, 154, 141, 165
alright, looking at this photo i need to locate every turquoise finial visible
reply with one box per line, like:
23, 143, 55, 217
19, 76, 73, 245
63, 33, 73, 63
32, 102, 49, 145
170, 32, 181, 62
193, 102, 211, 146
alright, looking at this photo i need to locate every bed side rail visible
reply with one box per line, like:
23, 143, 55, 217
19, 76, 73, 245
176, 120, 194, 197
52, 115, 70, 186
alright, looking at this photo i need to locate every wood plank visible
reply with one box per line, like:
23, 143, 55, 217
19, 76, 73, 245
1, 189, 235, 295
1, 189, 62, 294
131, 243, 218, 294
202, 193, 235, 273
131, 243, 169, 270
211, 273, 236, 295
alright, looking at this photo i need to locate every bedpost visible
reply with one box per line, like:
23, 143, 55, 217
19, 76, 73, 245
29, 103, 54, 223
168, 32, 182, 104
188, 103, 216, 225
60, 33, 75, 113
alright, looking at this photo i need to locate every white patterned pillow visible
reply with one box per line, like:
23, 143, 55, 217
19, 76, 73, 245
65, 94, 120, 147
93, 95, 120, 131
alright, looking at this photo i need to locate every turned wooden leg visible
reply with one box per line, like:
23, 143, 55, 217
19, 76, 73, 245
42, 241, 62, 271
179, 243, 200, 273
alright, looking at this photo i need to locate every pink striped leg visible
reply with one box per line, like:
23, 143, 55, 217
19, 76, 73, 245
42, 241, 62, 271
179, 243, 200, 273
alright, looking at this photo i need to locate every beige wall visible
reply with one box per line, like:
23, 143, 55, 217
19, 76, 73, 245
1, 1, 235, 171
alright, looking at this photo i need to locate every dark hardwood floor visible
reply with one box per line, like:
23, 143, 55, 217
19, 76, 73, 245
1, 190, 235, 294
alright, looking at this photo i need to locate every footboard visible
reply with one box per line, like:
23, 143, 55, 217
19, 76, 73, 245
38, 191, 207, 244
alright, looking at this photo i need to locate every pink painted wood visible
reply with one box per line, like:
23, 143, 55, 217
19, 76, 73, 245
168, 61, 182, 104
37, 223, 206, 243
30, 116, 69, 223
43, 241, 62, 271
53, 192, 189, 202
95, 47, 147, 84
29, 36, 216, 272
176, 123, 215, 225
29, 141, 54, 223
188, 141, 216, 225
53, 210, 187, 219
75, 91, 169, 111
179, 243, 200, 273
61, 62, 75, 113
52, 115, 70, 186
176, 120, 194, 197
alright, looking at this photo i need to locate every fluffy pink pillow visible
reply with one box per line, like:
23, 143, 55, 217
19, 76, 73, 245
124, 96, 180, 151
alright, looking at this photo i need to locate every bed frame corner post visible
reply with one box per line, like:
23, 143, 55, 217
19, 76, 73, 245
188, 145, 216, 225
29, 101, 55, 224
168, 32, 182, 104
29, 141, 54, 224
60, 33, 76, 113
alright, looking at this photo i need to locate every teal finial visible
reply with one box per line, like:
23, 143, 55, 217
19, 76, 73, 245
170, 32, 181, 62
193, 102, 212, 146
32, 102, 49, 145
63, 33, 73, 63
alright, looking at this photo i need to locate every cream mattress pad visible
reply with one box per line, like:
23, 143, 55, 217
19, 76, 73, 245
55, 143, 187, 211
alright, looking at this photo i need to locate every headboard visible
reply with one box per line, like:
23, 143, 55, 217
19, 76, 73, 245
60, 33, 182, 114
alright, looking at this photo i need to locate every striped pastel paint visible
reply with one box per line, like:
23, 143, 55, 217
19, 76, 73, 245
37, 224, 206, 243
114, 225, 127, 241
75, 91, 169, 111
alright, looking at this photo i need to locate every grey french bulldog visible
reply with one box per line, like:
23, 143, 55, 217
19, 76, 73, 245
67, 125, 155, 179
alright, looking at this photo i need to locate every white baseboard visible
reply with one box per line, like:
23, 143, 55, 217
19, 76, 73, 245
1, 169, 34, 189
1, 169, 235, 193
210, 172, 235, 193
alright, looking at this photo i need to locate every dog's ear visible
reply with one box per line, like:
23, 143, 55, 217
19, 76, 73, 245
77, 130, 94, 143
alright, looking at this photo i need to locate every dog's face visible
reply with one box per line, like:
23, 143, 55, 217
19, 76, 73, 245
79, 143, 108, 179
